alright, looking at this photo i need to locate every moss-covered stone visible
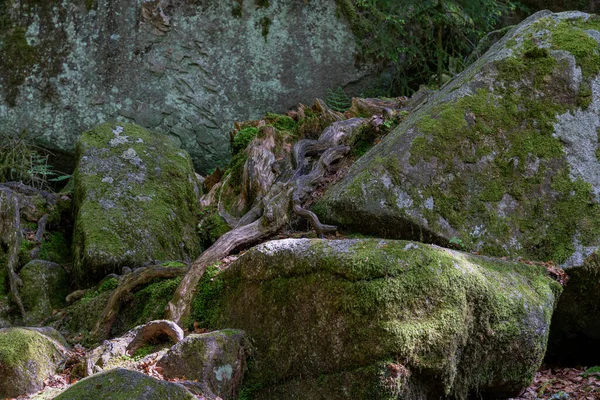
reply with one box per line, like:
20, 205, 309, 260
72, 122, 202, 287
0, 327, 69, 398
20, 260, 69, 325
54, 368, 196, 400
157, 330, 246, 400
197, 238, 561, 399
314, 11, 600, 267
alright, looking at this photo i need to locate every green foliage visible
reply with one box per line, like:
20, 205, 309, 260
449, 237, 465, 249
0, 131, 70, 189
336, 0, 515, 94
232, 127, 259, 155
132, 344, 157, 361
325, 87, 352, 112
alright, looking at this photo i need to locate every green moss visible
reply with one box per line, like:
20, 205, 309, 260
206, 239, 560, 398
255, 0, 269, 7
265, 113, 297, 132
83, 277, 118, 300
39, 232, 71, 265
260, 17, 272, 41
132, 343, 158, 360
0, 26, 39, 106
72, 123, 201, 286
189, 264, 225, 330
161, 261, 187, 268
198, 206, 230, 247
232, 127, 259, 155
550, 20, 600, 78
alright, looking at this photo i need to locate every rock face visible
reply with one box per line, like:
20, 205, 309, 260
20, 260, 69, 325
314, 11, 600, 268
72, 122, 202, 286
0, 0, 370, 172
54, 368, 196, 400
195, 238, 562, 399
157, 330, 246, 400
0, 327, 69, 398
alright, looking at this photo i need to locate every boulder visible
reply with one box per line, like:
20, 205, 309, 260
157, 330, 246, 400
193, 238, 562, 399
0, 327, 69, 398
314, 11, 600, 267
72, 123, 202, 286
0, 1, 372, 172
53, 368, 196, 400
20, 260, 69, 325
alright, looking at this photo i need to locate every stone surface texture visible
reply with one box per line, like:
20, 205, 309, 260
0, 0, 369, 172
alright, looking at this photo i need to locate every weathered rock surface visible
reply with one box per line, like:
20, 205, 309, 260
0, 0, 371, 172
194, 238, 562, 399
0, 327, 69, 398
157, 329, 246, 400
20, 260, 69, 325
53, 368, 196, 400
72, 122, 201, 286
314, 11, 600, 268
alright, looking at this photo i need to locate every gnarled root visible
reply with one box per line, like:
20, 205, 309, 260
91, 265, 188, 342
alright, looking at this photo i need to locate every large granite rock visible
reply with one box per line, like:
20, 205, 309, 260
0, 0, 371, 172
314, 11, 600, 267
72, 122, 202, 286
157, 330, 246, 400
0, 327, 70, 398
54, 368, 196, 400
193, 238, 562, 399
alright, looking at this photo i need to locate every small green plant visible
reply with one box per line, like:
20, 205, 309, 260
0, 131, 71, 189
325, 87, 352, 112
132, 344, 157, 361
449, 237, 465, 249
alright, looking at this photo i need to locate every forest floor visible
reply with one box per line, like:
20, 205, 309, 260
512, 366, 600, 400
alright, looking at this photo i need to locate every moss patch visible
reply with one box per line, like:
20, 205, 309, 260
72, 122, 202, 287
315, 13, 600, 264
196, 239, 561, 399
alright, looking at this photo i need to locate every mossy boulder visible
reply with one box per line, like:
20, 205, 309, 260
196, 238, 561, 399
72, 122, 202, 286
314, 11, 600, 267
20, 260, 69, 325
54, 368, 196, 400
0, 327, 69, 398
157, 330, 246, 400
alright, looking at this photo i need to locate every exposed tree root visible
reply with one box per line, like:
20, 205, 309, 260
166, 112, 370, 326
91, 265, 188, 341
0, 187, 25, 317
126, 320, 184, 355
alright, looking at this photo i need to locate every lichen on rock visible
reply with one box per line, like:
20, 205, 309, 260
72, 122, 202, 287
193, 238, 561, 399
314, 11, 600, 267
